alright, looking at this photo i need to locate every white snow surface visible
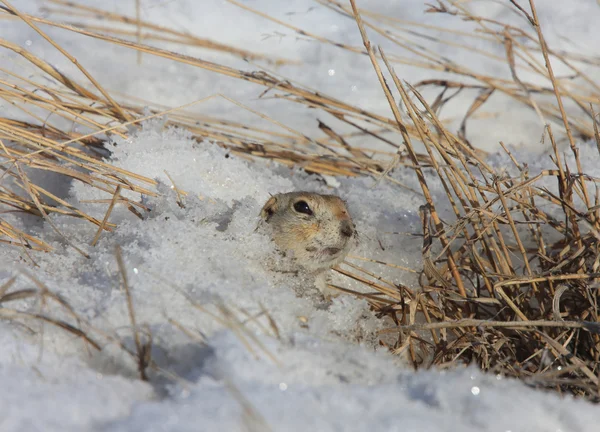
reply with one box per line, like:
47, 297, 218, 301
1, 0, 600, 431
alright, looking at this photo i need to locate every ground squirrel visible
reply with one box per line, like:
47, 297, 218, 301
259, 192, 357, 295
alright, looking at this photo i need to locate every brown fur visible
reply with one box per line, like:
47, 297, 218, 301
259, 192, 357, 273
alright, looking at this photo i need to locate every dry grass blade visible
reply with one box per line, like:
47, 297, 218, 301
115, 245, 149, 381
91, 185, 121, 246
380, 319, 600, 334
0, 308, 101, 350
43, 0, 294, 65
0, 272, 102, 350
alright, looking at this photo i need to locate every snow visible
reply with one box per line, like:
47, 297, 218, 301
1, 0, 600, 431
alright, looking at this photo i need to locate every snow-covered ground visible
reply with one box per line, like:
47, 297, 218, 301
1, 1, 600, 431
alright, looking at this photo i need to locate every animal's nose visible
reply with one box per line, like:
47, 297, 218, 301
340, 220, 354, 238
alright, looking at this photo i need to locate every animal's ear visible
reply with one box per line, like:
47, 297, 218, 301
260, 196, 278, 222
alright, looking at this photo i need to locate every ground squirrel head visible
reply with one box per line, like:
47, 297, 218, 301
259, 191, 357, 272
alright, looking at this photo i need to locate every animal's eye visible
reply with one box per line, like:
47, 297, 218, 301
293, 200, 313, 216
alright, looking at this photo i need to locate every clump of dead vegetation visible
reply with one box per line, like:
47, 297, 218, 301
1, 0, 600, 401
344, 0, 600, 401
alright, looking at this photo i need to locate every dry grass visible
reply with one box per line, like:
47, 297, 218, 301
0, 0, 599, 402
343, 0, 600, 400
